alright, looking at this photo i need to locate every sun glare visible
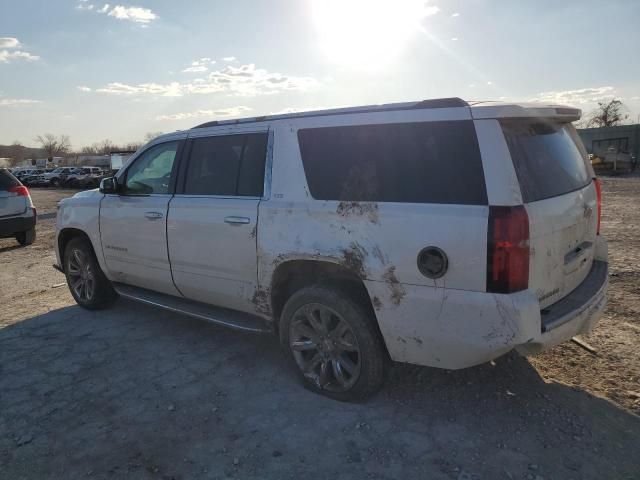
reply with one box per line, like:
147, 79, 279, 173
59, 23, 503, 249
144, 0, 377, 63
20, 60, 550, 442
311, 0, 435, 68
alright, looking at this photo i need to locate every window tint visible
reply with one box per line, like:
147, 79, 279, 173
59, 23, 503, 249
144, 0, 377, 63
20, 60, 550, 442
0, 169, 20, 190
183, 133, 267, 196
297, 121, 487, 205
501, 121, 591, 202
125, 141, 178, 194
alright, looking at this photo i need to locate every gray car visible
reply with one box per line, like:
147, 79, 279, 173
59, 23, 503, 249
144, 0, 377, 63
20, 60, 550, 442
0, 169, 37, 246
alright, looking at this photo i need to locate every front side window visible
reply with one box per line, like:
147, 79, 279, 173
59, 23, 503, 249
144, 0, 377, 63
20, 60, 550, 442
124, 141, 179, 194
183, 133, 267, 196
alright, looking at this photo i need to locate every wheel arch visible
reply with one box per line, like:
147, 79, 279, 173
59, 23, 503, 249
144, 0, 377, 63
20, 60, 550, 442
58, 227, 95, 267
269, 259, 389, 357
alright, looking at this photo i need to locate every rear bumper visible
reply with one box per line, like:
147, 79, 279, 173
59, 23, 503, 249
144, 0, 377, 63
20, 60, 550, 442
516, 260, 608, 355
0, 211, 36, 237
367, 251, 608, 369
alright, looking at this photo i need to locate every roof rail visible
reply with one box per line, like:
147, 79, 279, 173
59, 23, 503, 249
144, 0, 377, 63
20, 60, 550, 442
193, 97, 469, 129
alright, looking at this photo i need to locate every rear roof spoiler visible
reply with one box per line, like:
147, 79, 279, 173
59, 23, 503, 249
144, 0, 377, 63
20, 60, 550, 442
470, 102, 581, 122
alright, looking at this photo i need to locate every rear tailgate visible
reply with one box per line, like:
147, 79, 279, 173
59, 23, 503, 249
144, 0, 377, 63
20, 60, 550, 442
500, 120, 597, 308
0, 169, 28, 218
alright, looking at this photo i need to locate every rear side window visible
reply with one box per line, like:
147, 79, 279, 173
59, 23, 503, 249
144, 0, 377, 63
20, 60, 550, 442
183, 133, 267, 197
0, 169, 20, 190
297, 121, 487, 204
500, 121, 591, 202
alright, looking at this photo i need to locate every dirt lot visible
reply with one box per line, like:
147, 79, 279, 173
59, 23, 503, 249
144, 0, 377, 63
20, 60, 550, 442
1, 183, 639, 479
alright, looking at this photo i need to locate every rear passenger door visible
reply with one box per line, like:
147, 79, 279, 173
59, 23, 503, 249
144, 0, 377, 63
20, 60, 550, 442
167, 129, 270, 313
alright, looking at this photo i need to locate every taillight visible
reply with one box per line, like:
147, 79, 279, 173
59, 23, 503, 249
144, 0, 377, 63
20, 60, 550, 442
487, 206, 530, 293
593, 178, 602, 235
8, 185, 29, 197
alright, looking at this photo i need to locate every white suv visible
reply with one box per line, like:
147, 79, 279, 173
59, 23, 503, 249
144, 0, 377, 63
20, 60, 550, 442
55, 98, 608, 401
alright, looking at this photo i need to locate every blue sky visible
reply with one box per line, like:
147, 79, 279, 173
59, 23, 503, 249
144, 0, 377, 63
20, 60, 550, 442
1, 0, 639, 148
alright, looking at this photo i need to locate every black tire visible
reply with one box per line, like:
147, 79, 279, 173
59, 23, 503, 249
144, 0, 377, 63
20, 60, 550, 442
64, 237, 118, 310
15, 227, 36, 246
50, 178, 59, 187
279, 285, 387, 402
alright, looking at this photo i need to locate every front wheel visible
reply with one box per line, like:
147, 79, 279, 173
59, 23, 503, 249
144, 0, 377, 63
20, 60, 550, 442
64, 237, 117, 310
279, 286, 387, 402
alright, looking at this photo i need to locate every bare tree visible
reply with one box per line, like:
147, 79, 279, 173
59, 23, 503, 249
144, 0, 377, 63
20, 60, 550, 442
97, 139, 115, 154
35, 133, 71, 158
585, 99, 629, 128
80, 139, 143, 155
80, 145, 98, 155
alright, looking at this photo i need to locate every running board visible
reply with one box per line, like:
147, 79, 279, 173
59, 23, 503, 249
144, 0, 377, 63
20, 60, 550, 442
112, 282, 272, 334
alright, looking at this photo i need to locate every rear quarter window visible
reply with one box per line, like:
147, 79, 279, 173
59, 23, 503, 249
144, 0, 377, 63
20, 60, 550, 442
297, 120, 487, 205
500, 120, 591, 202
0, 169, 20, 190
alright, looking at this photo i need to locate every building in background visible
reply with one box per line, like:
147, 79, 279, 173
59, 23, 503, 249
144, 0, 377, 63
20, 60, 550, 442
578, 124, 639, 173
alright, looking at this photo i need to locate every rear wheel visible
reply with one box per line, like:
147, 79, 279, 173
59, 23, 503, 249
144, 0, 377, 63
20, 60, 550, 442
280, 285, 387, 402
15, 227, 36, 246
64, 237, 117, 309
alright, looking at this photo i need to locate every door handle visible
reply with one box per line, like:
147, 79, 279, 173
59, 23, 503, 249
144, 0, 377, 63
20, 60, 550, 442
224, 216, 251, 225
144, 211, 164, 220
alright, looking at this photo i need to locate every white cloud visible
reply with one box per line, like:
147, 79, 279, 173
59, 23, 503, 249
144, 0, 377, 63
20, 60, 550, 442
107, 5, 157, 23
451, 37, 458, 41
269, 105, 345, 115
451, 12, 460, 17
96, 81, 183, 96
533, 86, 616, 105
182, 65, 208, 73
0, 37, 20, 48
0, 50, 40, 63
76, 0, 95, 10
222, 56, 236, 62
424, 5, 440, 15
182, 57, 215, 73
155, 106, 252, 121
0, 98, 41, 106
630, 96, 640, 101
94, 63, 318, 97
0, 36, 39, 63
77, 85, 92, 92
78, 2, 157, 24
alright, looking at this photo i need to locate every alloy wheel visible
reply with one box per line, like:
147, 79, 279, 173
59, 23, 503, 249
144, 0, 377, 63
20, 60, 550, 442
67, 248, 95, 302
289, 303, 361, 392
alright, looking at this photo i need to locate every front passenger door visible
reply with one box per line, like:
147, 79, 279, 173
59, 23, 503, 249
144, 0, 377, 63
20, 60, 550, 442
100, 139, 183, 296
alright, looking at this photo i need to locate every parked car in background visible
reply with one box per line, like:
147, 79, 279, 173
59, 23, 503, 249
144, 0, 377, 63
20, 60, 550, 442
63, 167, 103, 188
10, 167, 34, 176
45, 167, 77, 187
21, 171, 47, 186
24, 174, 51, 188
55, 98, 608, 401
15, 169, 44, 181
74, 171, 109, 189
0, 168, 36, 246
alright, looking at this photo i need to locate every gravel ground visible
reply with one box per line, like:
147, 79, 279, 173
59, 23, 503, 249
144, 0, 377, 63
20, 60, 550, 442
0, 185, 639, 479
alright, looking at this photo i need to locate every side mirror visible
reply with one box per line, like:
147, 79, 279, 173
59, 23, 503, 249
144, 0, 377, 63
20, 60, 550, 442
99, 177, 118, 194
